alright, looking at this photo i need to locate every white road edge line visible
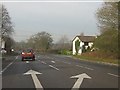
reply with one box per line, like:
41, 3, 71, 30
76, 65, 94, 70
49, 65, 59, 71
2, 61, 14, 73
108, 73, 119, 77
1, 56, 17, 73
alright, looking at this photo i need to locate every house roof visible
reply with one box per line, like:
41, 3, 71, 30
73, 36, 96, 42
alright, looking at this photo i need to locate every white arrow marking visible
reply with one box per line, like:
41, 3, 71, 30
24, 70, 43, 89
71, 73, 91, 89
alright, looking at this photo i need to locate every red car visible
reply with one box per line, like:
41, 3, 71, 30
21, 49, 35, 61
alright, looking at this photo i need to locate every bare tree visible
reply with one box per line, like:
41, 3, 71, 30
0, 5, 14, 54
55, 35, 72, 50
0, 5, 14, 38
27, 31, 53, 52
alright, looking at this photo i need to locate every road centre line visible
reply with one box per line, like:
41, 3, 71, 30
62, 61, 71, 64
55, 59, 71, 65
76, 65, 94, 70
51, 61, 55, 63
108, 73, 119, 77
49, 65, 59, 71
41, 61, 47, 64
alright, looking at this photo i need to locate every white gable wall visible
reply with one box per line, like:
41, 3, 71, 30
73, 37, 84, 55
72, 37, 80, 55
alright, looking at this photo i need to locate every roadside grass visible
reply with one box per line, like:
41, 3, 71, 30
73, 51, 119, 65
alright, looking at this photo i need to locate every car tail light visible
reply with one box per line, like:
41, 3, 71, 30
22, 52, 25, 54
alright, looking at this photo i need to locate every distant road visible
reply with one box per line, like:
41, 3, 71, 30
2, 54, 119, 89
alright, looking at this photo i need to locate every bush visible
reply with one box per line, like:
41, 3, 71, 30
58, 50, 72, 55
94, 30, 118, 53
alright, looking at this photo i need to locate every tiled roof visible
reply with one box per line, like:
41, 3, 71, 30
73, 36, 95, 42
78, 36, 95, 42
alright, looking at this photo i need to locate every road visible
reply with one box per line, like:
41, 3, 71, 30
1, 54, 119, 89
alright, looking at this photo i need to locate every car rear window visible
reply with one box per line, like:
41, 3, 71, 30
23, 49, 33, 53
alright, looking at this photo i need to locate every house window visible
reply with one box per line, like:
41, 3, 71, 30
84, 42, 88, 46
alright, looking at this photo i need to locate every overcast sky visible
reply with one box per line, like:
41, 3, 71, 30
3, 1, 103, 43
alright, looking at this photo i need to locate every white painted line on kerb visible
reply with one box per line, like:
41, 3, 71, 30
76, 65, 94, 70
41, 61, 47, 64
108, 73, 120, 77
49, 65, 59, 71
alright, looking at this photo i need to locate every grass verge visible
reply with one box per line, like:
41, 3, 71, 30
73, 51, 119, 66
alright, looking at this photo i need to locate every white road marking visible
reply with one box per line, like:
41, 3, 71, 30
71, 73, 91, 89
24, 70, 43, 89
1, 57, 16, 73
41, 61, 47, 64
2, 61, 14, 73
51, 61, 55, 63
76, 65, 94, 70
26, 61, 29, 64
108, 73, 119, 77
15, 56, 18, 59
63, 61, 71, 64
49, 65, 59, 71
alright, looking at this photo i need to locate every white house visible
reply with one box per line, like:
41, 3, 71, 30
72, 36, 95, 55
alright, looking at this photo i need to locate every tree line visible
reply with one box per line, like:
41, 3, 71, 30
0, 4, 15, 54
14, 33, 72, 54
1, 2, 119, 56
94, 2, 119, 55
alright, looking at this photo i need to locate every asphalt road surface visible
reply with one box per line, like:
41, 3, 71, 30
1, 54, 119, 89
